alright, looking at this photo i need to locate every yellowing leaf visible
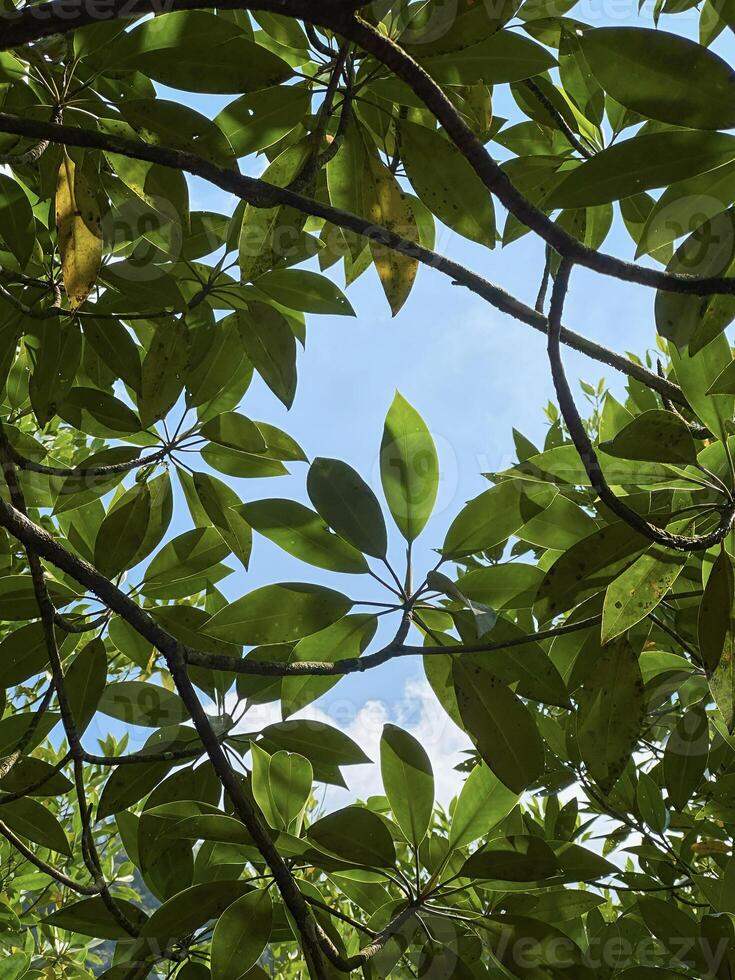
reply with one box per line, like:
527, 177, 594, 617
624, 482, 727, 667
55, 152, 102, 309
365, 152, 418, 316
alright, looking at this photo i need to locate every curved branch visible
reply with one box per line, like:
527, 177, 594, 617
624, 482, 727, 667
546, 260, 735, 552
0, 819, 102, 895
0, 112, 688, 407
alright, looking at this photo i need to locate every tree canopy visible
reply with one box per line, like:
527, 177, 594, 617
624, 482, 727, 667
3, 2, 735, 979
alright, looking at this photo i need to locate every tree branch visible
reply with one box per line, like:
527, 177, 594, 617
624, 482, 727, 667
0, 819, 102, 895
546, 260, 735, 551
521, 78, 594, 160
183, 615, 601, 676
0, 427, 140, 938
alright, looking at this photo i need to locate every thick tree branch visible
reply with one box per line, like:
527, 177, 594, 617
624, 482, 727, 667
0, 112, 688, 407
546, 261, 735, 551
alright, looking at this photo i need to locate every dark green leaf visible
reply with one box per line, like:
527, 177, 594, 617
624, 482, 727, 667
307, 457, 387, 559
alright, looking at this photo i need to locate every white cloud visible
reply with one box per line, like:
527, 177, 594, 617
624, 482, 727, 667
233, 675, 471, 810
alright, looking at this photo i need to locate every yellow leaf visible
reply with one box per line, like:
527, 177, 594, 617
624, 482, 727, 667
55, 151, 102, 309
365, 153, 419, 317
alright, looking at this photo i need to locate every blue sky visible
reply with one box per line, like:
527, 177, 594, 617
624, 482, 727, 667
113, 3, 729, 799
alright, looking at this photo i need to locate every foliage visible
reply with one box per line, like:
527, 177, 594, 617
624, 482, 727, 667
0, 2, 735, 980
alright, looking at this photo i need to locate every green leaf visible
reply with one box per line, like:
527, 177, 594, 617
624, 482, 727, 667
700, 549, 735, 675
192, 472, 252, 570
600, 410, 697, 465
0, 172, 35, 267
700, 551, 735, 731
235, 304, 296, 408
281, 614, 377, 718
82, 317, 142, 393
380, 392, 438, 542
601, 533, 690, 642
199, 413, 266, 455
43, 897, 147, 939
259, 720, 370, 770
120, 12, 292, 94
461, 835, 560, 881
442, 481, 540, 558
581, 27, 735, 130
515, 491, 598, 550
452, 660, 544, 793
98, 681, 190, 728
60, 387, 141, 435
65, 638, 107, 734
636, 771, 668, 834
307, 457, 387, 558
139, 317, 189, 428
549, 132, 735, 207
448, 763, 519, 851
399, 120, 495, 247
97, 760, 172, 820
241, 498, 368, 573
708, 357, 735, 394
655, 210, 735, 351
0, 622, 50, 687
576, 636, 645, 792
239, 139, 311, 283
211, 890, 272, 980
0, 711, 60, 757
0, 953, 29, 980
94, 482, 151, 578
215, 85, 311, 157
0, 575, 77, 621
29, 320, 82, 427
141, 881, 254, 940
254, 269, 355, 316
307, 806, 396, 868
203, 583, 352, 645
0, 756, 73, 798
664, 702, 709, 811
670, 333, 734, 444
250, 745, 312, 832
637, 163, 735, 258
418, 29, 555, 84
380, 724, 434, 848
454, 617, 570, 707
143, 527, 230, 594
1, 797, 71, 856
202, 443, 287, 479
456, 563, 545, 611
535, 521, 649, 622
